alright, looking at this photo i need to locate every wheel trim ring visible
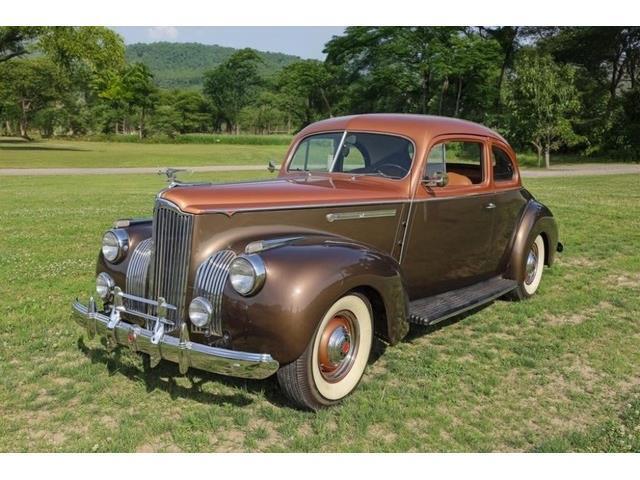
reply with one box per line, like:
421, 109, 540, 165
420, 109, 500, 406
317, 312, 359, 383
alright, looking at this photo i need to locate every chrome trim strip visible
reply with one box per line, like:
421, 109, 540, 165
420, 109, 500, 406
192, 250, 237, 336
326, 209, 397, 223
245, 236, 303, 254
72, 299, 279, 379
329, 131, 348, 172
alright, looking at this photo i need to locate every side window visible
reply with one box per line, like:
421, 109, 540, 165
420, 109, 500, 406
492, 146, 515, 182
289, 133, 342, 172
426, 140, 484, 185
341, 142, 366, 171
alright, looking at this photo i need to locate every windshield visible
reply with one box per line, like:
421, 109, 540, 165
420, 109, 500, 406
288, 131, 415, 179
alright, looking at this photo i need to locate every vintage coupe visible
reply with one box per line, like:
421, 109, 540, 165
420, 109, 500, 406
72, 114, 561, 410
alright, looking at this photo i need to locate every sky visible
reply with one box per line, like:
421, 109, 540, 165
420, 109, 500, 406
110, 27, 346, 60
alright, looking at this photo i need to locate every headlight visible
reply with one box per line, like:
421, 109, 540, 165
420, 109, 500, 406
102, 229, 129, 263
228, 254, 266, 296
189, 297, 213, 327
96, 272, 115, 300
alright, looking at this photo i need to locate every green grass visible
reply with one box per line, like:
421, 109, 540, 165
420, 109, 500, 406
0, 138, 288, 169
0, 173, 639, 452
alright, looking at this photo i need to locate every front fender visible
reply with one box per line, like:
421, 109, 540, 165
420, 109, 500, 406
220, 236, 409, 365
505, 198, 559, 283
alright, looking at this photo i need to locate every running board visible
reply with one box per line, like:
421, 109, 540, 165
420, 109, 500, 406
409, 277, 517, 326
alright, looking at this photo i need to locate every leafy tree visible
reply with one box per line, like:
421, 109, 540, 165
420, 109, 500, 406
277, 60, 334, 131
203, 48, 263, 133
324, 27, 502, 121
0, 27, 43, 63
0, 58, 68, 138
504, 51, 582, 167
122, 63, 158, 139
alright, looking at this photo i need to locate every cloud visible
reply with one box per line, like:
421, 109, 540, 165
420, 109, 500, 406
147, 26, 179, 41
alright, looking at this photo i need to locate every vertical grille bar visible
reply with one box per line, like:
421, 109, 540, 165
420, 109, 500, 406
150, 199, 193, 332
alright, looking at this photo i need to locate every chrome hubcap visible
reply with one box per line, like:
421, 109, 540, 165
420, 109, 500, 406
327, 326, 351, 364
525, 243, 538, 285
318, 312, 358, 382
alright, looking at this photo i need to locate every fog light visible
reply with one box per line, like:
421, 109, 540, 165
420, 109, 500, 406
189, 297, 212, 327
96, 272, 115, 300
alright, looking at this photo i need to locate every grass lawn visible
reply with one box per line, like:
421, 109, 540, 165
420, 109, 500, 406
0, 138, 288, 169
0, 172, 639, 452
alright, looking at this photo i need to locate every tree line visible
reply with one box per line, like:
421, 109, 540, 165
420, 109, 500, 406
1, 26, 639, 165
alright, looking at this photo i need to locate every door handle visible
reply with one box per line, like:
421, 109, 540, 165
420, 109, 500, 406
485, 202, 496, 210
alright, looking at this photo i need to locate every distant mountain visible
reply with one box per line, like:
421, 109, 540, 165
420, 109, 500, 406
125, 42, 301, 90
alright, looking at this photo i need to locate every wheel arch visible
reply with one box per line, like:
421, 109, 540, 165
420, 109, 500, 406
505, 199, 559, 282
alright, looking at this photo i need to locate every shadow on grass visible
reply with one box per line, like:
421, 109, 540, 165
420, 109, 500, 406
76, 336, 295, 409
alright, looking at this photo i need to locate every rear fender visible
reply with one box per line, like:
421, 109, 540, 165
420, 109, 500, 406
505, 199, 559, 283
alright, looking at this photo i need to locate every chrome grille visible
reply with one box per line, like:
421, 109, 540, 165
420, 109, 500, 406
192, 250, 236, 336
149, 199, 193, 332
125, 238, 153, 313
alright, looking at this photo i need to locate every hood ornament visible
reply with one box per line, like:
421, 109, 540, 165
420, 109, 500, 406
158, 167, 191, 187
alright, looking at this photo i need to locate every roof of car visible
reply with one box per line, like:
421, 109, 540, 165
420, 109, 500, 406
299, 113, 508, 144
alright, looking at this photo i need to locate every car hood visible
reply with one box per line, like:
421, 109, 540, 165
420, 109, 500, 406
160, 175, 408, 214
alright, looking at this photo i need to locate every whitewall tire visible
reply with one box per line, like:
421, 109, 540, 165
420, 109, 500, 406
277, 293, 373, 410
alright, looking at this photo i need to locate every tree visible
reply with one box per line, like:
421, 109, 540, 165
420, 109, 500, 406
0, 58, 68, 138
277, 60, 334, 131
203, 48, 263, 133
0, 27, 43, 63
122, 63, 158, 139
504, 51, 582, 167
324, 27, 502, 121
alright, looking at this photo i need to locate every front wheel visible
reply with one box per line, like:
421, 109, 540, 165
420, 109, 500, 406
508, 234, 546, 300
277, 293, 373, 410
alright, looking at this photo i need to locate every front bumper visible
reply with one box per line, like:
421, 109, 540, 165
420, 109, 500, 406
71, 298, 279, 380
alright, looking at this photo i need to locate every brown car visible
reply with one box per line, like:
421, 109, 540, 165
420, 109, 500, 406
72, 114, 561, 410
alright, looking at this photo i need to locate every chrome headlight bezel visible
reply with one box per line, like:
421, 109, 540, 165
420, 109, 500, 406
96, 272, 115, 300
228, 254, 266, 296
102, 228, 129, 263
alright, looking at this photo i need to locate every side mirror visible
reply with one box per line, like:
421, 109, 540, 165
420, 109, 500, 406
267, 160, 277, 173
423, 171, 449, 187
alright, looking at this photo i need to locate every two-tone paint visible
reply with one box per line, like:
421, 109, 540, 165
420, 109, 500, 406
94, 114, 559, 366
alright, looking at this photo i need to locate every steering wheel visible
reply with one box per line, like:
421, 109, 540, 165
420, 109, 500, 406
374, 163, 409, 178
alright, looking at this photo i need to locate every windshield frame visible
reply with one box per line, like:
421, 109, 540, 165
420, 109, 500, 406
285, 130, 417, 181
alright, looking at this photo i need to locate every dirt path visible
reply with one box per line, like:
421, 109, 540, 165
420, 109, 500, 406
0, 163, 638, 177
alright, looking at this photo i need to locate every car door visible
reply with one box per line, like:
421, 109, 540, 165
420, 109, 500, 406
400, 136, 496, 299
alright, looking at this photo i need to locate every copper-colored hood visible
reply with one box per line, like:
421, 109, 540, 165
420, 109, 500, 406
160, 175, 409, 214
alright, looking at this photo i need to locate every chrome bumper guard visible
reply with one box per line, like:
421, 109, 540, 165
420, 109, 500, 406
71, 291, 279, 380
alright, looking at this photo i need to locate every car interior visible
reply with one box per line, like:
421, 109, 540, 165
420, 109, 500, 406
425, 141, 484, 186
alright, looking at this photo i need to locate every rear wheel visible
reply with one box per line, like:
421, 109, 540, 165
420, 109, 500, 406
508, 234, 546, 300
277, 293, 373, 410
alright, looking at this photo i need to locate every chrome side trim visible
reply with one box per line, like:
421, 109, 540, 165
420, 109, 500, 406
72, 299, 279, 379
244, 236, 303, 254
192, 250, 237, 336
125, 238, 153, 313
326, 209, 397, 223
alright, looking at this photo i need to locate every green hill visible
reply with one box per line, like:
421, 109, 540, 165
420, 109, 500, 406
125, 42, 301, 90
